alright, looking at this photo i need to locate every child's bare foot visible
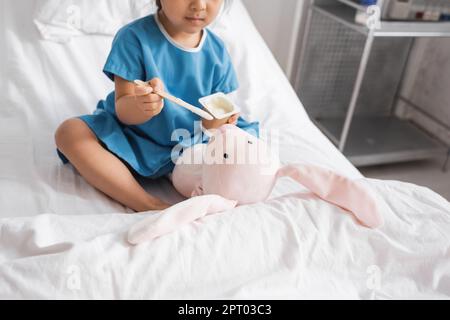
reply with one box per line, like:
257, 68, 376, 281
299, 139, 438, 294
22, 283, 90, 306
143, 198, 171, 212
152, 200, 171, 211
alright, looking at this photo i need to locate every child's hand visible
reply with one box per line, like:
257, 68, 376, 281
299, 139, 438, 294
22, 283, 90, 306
134, 78, 165, 118
202, 113, 240, 130
227, 114, 239, 126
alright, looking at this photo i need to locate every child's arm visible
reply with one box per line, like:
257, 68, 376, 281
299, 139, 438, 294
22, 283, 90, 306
115, 76, 164, 125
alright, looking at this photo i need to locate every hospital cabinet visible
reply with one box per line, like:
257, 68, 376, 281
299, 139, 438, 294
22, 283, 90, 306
295, 0, 450, 166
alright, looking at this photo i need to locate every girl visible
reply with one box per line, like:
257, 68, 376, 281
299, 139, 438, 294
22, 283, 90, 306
55, 0, 259, 212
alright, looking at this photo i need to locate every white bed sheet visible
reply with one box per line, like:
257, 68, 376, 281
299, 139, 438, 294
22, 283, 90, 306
0, 0, 449, 299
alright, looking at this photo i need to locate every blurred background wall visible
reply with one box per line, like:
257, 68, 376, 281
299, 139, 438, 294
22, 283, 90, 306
397, 39, 450, 146
242, 0, 304, 79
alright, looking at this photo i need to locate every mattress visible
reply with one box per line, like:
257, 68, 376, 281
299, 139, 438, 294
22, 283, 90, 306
0, 0, 449, 299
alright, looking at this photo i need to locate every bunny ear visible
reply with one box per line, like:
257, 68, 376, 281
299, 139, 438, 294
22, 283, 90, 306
278, 164, 384, 228
127, 195, 238, 245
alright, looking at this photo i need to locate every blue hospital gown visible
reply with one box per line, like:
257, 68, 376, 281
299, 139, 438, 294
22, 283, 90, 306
57, 14, 259, 179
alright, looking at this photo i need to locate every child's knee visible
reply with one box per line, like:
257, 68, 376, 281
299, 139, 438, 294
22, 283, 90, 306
55, 118, 96, 150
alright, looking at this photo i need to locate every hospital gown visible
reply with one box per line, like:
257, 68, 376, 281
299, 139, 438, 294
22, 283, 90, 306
57, 14, 259, 178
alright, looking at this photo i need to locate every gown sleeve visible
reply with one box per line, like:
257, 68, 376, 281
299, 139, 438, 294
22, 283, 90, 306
103, 27, 146, 82
211, 44, 239, 94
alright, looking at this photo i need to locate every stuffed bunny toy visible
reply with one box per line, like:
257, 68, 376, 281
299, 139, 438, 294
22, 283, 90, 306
128, 125, 384, 245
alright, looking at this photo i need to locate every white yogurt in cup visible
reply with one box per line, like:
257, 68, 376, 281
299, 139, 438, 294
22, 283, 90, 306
199, 93, 240, 120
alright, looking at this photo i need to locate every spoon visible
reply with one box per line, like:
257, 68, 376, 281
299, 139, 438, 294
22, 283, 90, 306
134, 80, 214, 120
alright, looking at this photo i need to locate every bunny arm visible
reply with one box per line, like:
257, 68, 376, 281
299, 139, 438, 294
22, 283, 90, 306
277, 164, 384, 228
128, 195, 238, 245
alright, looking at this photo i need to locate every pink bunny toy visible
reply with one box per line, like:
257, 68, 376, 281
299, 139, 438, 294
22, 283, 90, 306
128, 125, 384, 245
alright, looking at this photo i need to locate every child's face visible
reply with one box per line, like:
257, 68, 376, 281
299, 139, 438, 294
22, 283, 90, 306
160, 0, 224, 34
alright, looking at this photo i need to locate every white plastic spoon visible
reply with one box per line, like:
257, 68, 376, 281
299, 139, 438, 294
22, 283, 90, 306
134, 80, 214, 120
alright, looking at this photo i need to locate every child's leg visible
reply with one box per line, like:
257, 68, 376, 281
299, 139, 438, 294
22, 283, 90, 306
55, 118, 170, 212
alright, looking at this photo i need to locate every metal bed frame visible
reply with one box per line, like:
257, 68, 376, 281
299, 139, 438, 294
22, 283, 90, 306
295, 0, 450, 167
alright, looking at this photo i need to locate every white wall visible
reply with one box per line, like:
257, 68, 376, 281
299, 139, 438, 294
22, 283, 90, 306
396, 38, 450, 147
241, 0, 303, 79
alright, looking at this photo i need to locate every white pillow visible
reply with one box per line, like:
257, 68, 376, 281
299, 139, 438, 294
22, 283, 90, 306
33, 0, 156, 43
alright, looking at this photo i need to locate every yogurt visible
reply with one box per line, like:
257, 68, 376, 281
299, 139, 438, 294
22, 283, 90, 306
207, 96, 233, 115
199, 93, 240, 119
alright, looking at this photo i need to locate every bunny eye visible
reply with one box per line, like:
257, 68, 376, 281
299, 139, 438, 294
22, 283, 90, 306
248, 141, 253, 145
223, 153, 229, 159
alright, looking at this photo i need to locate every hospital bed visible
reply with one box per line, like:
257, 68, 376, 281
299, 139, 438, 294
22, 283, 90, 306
0, 0, 449, 299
